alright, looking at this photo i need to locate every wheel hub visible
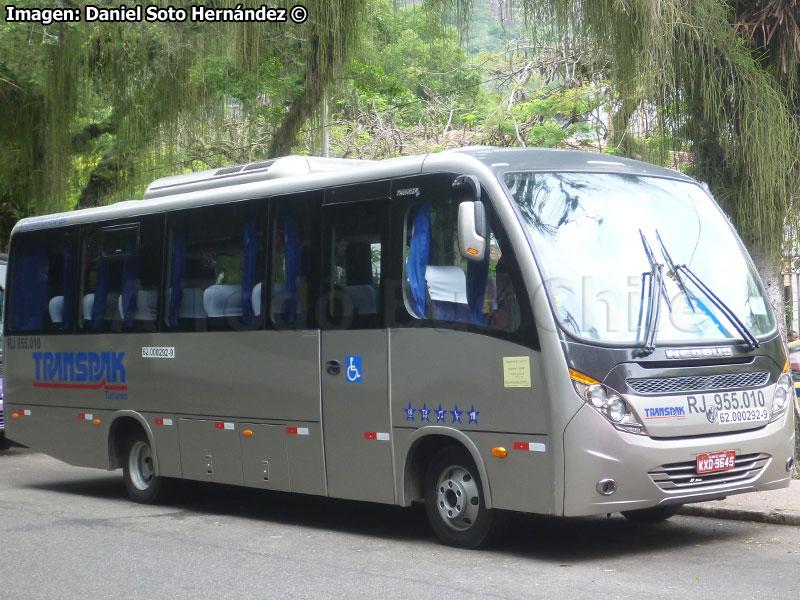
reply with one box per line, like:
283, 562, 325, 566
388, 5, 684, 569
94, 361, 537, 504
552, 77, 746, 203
436, 465, 480, 531
129, 440, 154, 491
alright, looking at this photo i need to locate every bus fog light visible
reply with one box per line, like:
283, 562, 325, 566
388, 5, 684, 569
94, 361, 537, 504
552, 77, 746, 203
597, 479, 617, 496
586, 385, 607, 408
605, 396, 626, 422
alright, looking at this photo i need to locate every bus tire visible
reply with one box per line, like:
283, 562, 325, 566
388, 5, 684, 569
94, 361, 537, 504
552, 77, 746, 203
424, 446, 500, 548
621, 504, 682, 523
122, 430, 165, 504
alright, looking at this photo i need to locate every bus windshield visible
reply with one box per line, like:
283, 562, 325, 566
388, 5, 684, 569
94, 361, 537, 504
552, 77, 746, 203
504, 171, 775, 345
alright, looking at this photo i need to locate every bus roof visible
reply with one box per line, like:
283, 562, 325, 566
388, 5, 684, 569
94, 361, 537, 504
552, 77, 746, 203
12, 148, 692, 234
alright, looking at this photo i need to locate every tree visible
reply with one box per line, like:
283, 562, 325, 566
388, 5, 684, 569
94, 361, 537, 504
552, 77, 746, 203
0, 0, 364, 248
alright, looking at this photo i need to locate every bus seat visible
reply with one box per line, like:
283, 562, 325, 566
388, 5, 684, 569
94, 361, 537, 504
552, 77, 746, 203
48, 296, 64, 324
118, 290, 158, 321
176, 287, 206, 318
252, 282, 262, 317
82, 294, 94, 322
83, 293, 121, 323
343, 284, 377, 315
425, 265, 471, 323
203, 284, 243, 317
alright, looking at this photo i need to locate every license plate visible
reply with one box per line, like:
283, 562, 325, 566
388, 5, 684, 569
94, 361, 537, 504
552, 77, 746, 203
697, 450, 736, 474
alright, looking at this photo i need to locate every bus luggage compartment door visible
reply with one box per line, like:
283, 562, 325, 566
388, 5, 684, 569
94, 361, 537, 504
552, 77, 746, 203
320, 330, 394, 504
178, 418, 243, 486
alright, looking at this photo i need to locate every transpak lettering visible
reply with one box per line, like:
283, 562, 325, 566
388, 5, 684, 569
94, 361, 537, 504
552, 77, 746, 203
32, 351, 127, 390
644, 406, 686, 419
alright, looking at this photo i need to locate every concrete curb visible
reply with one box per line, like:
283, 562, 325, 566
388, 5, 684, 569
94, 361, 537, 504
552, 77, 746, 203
680, 504, 800, 526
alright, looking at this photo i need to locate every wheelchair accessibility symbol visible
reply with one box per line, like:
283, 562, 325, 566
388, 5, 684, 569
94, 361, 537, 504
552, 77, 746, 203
345, 355, 363, 383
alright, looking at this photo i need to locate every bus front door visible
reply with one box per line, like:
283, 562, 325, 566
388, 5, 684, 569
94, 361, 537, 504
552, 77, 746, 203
319, 198, 395, 504
320, 331, 393, 503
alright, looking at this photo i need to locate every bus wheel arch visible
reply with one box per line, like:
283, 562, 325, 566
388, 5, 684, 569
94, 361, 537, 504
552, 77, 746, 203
107, 412, 159, 475
403, 428, 493, 510
108, 412, 167, 503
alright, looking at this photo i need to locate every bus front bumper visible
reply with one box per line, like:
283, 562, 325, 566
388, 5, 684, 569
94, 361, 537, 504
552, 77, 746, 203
562, 404, 795, 517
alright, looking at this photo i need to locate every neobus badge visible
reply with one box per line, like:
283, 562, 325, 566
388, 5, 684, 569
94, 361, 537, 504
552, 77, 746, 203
664, 347, 733, 359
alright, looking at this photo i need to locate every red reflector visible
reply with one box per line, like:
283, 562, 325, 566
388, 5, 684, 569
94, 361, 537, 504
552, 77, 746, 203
286, 427, 298, 435
513, 442, 528, 451
214, 422, 224, 429
155, 418, 164, 426
78, 413, 85, 420
364, 432, 377, 440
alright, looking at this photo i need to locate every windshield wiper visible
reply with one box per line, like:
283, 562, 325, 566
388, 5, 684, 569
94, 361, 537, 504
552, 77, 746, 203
636, 230, 665, 356
655, 229, 759, 350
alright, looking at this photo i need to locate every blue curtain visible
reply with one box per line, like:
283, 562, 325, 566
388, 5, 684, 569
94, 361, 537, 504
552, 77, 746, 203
121, 252, 140, 328
90, 259, 110, 329
467, 250, 490, 326
11, 245, 48, 331
284, 214, 301, 324
406, 202, 431, 318
167, 233, 186, 326
241, 219, 257, 324
61, 241, 75, 330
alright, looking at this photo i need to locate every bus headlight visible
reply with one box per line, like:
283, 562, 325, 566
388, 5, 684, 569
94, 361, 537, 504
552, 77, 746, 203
771, 372, 792, 422
569, 369, 645, 434
586, 385, 607, 408
605, 396, 626, 422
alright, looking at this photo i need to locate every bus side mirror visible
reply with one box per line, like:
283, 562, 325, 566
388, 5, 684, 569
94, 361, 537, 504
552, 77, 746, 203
457, 200, 487, 262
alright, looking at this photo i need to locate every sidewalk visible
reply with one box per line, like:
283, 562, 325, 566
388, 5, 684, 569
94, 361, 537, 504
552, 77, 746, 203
679, 479, 800, 526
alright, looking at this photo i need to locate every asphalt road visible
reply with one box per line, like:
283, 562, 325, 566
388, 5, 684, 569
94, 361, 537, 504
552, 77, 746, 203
1, 446, 798, 600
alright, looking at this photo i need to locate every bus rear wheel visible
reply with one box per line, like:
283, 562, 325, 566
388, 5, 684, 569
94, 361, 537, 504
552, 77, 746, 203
424, 447, 500, 548
621, 504, 682, 523
122, 431, 165, 504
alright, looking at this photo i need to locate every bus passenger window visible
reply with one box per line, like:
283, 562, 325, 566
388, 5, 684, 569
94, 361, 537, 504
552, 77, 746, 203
404, 192, 520, 332
166, 204, 264, 331
8, 229, 75, 333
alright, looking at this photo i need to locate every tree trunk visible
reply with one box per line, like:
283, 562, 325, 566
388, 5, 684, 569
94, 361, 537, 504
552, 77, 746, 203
748, 239, 799, 470
748, 239, 786, 338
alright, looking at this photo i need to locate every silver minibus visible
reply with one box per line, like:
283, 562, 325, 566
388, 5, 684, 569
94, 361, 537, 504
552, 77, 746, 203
4, 148, 795, 547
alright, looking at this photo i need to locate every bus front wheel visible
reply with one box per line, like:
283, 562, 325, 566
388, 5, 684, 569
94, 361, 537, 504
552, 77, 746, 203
424, 447, 501, 548
122, 431, 165, 504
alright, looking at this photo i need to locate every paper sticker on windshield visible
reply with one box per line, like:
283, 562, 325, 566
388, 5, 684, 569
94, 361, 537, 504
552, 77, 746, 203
748, 297, 767, 315
503, 356, 531, 388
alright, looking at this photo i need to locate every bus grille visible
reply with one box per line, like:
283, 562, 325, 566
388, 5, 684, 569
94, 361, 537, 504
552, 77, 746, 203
648, 453, 770, 491
627, 371, 769, 395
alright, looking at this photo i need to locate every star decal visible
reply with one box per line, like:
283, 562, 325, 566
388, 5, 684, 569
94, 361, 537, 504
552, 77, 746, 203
451, 405, 463, 424
468, 405, 479, 424
435, 403, 447, 423
404, 402, 416, 421
419, 403, 431, 422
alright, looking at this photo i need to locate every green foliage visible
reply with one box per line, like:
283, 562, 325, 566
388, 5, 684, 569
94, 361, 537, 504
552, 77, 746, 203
518, 0, 800, 260
0, 0, 365, 248
347, 0, 483, 127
